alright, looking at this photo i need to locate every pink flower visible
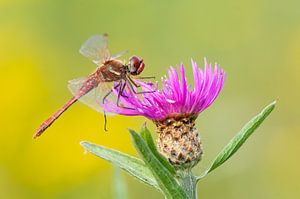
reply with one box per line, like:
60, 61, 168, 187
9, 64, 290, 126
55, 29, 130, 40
101, 58, 225, 168
102, 58, 225, 122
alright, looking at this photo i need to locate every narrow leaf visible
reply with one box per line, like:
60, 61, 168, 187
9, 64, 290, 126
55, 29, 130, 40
80, 141, 159, 189
129, 129, 189, 199
113, 166, 128, 199
198, 101, 276, 180
140, 125, 176, 176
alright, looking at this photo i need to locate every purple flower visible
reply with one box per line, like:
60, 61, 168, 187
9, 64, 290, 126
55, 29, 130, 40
102, 58, 225, 122
102, 58, 225, 168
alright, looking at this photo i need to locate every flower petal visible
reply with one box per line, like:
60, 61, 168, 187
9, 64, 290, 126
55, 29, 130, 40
101, 59, 225, 121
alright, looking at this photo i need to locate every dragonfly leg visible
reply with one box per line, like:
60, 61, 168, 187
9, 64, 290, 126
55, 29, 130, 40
102, 83, 120, 104
120, 83, 128, 98
116, 81, 135, 110
104, 111, 108, 131
135, 76, 155, 79
127, 76, 157, 94
116, 82, 126, 106
127, 76, 141, 88
102, 82, 121, 131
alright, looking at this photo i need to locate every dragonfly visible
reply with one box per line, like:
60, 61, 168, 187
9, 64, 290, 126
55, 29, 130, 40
34, 34, 154, 139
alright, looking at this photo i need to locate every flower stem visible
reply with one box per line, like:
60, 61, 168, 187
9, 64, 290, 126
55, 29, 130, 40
178, 170, 197, 199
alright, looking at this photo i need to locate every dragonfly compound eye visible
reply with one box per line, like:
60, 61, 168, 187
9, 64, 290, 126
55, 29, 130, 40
136, 60, 145, 75
129, 56, 143, 75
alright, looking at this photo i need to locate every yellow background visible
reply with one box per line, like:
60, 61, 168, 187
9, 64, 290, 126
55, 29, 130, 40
1, 0, 299, 198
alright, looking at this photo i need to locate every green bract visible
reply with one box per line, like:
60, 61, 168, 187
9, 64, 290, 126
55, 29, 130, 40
81, 101, 276, 199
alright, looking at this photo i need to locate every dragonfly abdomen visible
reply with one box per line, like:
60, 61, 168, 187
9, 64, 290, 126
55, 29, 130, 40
76, 74, 100, 98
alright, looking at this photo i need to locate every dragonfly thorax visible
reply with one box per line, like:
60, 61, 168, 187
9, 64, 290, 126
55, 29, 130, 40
97, 59, 128, 82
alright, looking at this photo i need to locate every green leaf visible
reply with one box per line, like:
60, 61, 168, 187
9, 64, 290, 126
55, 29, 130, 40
140, 125, 177, 176
80, 141, 159, 189
113, 166, 128, 199
197, 101, 276, 180
129, 129, 189, 199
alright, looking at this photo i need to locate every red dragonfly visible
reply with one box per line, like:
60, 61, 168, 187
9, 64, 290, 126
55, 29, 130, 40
34, 34, 153, 139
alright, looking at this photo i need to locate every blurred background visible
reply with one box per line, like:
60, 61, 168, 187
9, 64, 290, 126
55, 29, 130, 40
1, 0, 299, 198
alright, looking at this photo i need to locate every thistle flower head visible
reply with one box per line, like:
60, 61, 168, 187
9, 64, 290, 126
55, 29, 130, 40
102, 58, 225, 168
103, 59, 225, 120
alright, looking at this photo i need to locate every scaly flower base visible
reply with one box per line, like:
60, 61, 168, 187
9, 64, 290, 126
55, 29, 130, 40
155, 115, 203, 169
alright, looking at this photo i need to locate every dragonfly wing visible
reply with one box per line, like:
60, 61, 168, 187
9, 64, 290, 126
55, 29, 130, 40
111, 50, 129, 60
95, 82, 118, 116
68, 77, 87, 99
68, 77, 117, 115
79, 34, 110, 64
68, 77, 102, 112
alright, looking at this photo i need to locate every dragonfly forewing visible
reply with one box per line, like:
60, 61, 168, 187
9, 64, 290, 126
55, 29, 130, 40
79, 34, 110, 64
110, 50, 129, 60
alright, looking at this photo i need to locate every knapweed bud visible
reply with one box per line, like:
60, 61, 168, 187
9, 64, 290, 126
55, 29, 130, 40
155, 116, 202, 168
101, 59, 225, 168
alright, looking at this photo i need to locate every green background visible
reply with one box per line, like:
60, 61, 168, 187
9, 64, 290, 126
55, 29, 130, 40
1, 0, 299, 198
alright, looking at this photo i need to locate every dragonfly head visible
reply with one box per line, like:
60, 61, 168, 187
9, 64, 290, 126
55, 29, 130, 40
129, 56, 145, 76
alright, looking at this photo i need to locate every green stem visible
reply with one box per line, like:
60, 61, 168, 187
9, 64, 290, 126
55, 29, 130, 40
178, 170, 197, 199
